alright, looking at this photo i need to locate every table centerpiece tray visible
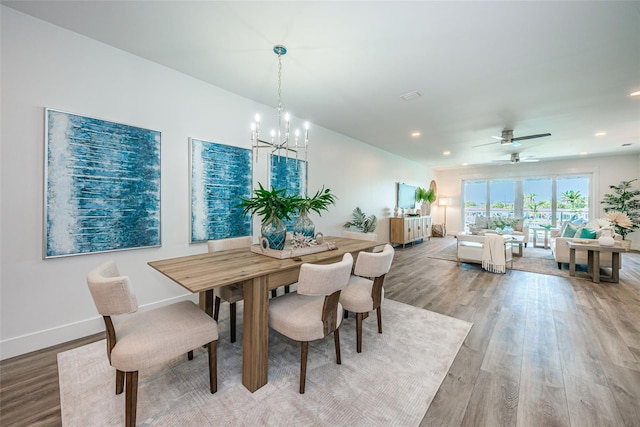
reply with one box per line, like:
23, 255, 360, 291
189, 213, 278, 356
250, 240, 337, 259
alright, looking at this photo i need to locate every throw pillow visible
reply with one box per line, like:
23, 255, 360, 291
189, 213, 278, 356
579, 228, 597, 239
561, 222, 578, 238
475, 217, 488, 229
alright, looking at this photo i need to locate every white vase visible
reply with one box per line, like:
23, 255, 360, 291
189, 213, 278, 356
598, 228, 615, 246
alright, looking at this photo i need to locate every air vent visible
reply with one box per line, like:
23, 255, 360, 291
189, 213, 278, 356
400, 90, 421, 101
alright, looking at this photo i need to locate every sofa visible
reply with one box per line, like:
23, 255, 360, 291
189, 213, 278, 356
550, 222, 622, 269
469, 216, 529, 247
456, 232, 513, 267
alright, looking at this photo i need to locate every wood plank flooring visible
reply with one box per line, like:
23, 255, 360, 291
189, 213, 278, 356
1, 236, 639, 426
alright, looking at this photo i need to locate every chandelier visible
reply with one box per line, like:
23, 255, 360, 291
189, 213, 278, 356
250, 45, 309, 163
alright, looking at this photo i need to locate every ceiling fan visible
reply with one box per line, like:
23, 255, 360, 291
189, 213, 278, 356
476, 129, 552, 147
492, 153, 540, 164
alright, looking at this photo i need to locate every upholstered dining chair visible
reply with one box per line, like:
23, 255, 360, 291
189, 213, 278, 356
268, 253, 354, 393
340, 244, 395, 353
207, 236, 252, 343
86, 260, 218, 427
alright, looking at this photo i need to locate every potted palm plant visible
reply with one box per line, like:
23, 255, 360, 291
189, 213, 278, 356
238, 183, 301, 250
416, 187, 436, 215
292, 187, 337, 237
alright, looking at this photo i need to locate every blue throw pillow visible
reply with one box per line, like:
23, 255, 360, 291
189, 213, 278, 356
561, 222, 578, 238
579, 228, 597, 239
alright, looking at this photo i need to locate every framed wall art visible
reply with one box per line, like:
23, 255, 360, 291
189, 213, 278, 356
190, 138, 252, 242
270, 154, 307, 230
45, 109, 161, 258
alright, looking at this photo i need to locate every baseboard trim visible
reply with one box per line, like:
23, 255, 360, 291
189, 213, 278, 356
0, 294, 194, 360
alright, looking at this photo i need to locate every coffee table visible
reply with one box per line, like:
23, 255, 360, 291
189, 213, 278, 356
531, 226, 557, 249
566, 241, 626, 283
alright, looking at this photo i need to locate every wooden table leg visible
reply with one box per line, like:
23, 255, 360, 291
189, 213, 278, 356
611, 252, 620, 283
591, 250, 600, 283
242, 276, 269, 392
199, 290, 214, 317
569, 248, 576, 277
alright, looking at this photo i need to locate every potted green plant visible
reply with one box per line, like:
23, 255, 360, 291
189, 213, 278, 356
238, 183, 301, 250
416, 187, 436, 215
601, 179, 640, 242
292, 187, 337, 237
344, 207, 377, 233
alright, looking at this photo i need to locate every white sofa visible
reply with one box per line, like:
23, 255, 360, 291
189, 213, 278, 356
550, 224, 622, 269
456, 233, 513, 267
469, 217, 530, 247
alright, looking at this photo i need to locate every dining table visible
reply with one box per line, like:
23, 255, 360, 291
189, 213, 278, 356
147, 236, 380, 392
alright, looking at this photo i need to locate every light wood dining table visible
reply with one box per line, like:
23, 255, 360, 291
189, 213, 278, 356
147, 236, 380, 392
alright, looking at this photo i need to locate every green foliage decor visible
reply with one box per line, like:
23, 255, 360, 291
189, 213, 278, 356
416, 187, 436, 204
344, 207, 377, 233
237, 183, 301, 223
601, 179, 640, 240
297, 187, 337, 215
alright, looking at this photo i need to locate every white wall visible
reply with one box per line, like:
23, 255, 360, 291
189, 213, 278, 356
0, 7, 430, 359
433, 155, 640, 249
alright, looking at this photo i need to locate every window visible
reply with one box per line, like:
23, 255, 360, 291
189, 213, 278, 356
463, 175, 591, 229
523, 178, 552, 227
557, 176, 589, 225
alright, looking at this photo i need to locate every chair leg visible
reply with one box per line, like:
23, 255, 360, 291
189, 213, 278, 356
344, 310, 349, 319
230, 302, 237, 343
208, 341, 217, 393
300, 341, 308, 394
356, 312, 363, 353
334, 328, 342, 364
115, 369, 125, 395
376, 306, 383, 334
213, 296, 221, 321
125, 371, 138, 427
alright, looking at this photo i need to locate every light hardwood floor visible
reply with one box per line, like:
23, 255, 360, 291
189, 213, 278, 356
1, 236, 639, 426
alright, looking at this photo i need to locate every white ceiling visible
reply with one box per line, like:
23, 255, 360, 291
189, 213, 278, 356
4, 0, 640, 169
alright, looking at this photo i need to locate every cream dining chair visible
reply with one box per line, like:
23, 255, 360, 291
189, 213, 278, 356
86, 260, 218, 427
339, 244, 395, 353
268, 253, 354, 393
207, 236, 253, 343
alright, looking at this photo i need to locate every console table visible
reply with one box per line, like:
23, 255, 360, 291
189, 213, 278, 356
390, 216, 431, 248
567, 241, 626, 283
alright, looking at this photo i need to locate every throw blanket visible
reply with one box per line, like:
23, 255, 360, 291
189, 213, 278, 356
482, 234, 506, 273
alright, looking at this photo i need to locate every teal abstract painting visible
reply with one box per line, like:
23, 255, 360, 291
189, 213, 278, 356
45, 109, 161, 258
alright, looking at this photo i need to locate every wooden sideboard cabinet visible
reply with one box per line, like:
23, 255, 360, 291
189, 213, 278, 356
390, 216, 432, 248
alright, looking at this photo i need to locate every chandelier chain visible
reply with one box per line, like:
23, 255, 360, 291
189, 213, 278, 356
277, 53, 283, 135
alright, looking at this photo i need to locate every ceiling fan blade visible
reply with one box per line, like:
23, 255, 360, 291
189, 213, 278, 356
473, 140, 499, 147
511, 133, 551, 141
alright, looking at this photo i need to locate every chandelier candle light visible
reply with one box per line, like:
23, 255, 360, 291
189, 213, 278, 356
250, 45, 309, 165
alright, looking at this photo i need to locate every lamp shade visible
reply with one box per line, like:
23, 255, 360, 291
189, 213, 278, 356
439, 197, 453, 206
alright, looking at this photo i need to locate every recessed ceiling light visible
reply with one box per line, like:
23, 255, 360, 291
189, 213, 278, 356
462, 163, 469, 166
594, 131, 607, 137
400, 90, 421, 101
411, 132, 421, 137
579, 152, 588, 155
630, 90, 640, 97
443, 151, 451, 156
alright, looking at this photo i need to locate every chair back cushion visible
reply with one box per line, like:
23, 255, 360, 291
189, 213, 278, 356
297, 253, 353, 296
86, 260, 138, 316
208, 236, 252, 252
353, 244, 395, 278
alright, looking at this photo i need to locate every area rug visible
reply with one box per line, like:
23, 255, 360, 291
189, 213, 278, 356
58, 299, 471, 426
427, 238, 576, 278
